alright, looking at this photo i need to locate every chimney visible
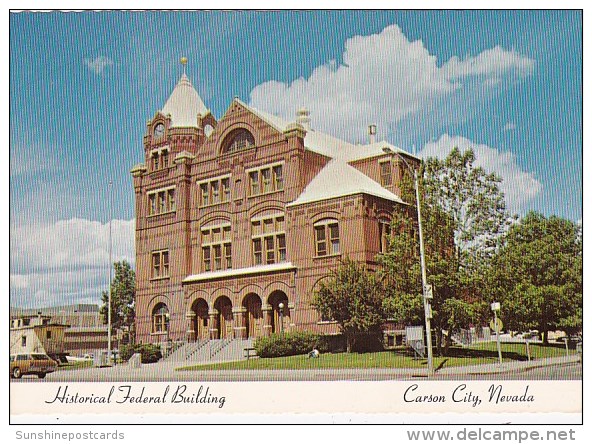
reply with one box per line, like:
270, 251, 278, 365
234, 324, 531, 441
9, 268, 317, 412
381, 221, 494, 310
296, 107, 311, 131
368, 124, 377, 144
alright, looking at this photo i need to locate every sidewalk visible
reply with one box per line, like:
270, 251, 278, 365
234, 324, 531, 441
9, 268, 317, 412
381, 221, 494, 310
37, 353, 581, 382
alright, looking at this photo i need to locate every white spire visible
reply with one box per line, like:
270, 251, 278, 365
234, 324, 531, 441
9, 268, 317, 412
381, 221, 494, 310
161, 59, 209, 128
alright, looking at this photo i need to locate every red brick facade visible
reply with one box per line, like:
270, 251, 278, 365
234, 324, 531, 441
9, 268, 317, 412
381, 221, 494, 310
132, 74, 418, 344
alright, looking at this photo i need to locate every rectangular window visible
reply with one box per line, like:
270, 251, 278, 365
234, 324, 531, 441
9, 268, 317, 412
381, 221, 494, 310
225, 243, 232, 269
147, 187, 176, 216
150, 149, 170, 172
203, 247, 211, 272
249, 171, 260, 196
200, 183, 210, 206
211, 181, 220, 204
201, 223, 232, 272
329, 223, 340, 255
152, 250, 170, 279
273, 165, 284, 191
253, 238, 262, 265
247, 163, 285, 196
265, 236, 275, 264
261, 168, 272, 193
315, 226, 327, 256
222, 177, 231, 202
380, 160, 393, 187
315, 220, 340, 257
278, 234, 286, 262
21, 336, 26, 347
167, 189, 176, 212
149, 194, 156, 215
199, 175, 231, 207
46, 330, 52, 340
251, 214, 287, 265
213, 245, 222, 270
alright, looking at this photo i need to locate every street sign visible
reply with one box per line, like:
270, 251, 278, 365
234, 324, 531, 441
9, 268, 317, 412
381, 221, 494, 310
424, 284, 433, 299
490, 318, 503, 333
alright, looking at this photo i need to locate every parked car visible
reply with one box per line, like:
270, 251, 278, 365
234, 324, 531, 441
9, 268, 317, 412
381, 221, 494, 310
10, 353, 58, 379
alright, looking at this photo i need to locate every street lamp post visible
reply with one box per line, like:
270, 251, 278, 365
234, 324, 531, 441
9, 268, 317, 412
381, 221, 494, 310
383, 147, 434, 376
491, 302, 503, 365
278, 302, 285, 334
107, 180, 113, 366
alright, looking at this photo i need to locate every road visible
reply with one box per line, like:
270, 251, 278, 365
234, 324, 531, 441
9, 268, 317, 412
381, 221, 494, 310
10, 360, 581, 383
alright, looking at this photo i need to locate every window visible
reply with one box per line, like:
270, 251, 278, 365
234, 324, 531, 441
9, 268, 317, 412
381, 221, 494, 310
314, 219, 340, 256
247, 163, 284, 196
201, 223, 232, 272
46, 330, 52, 340
150, 148, 170, 171
222, 129, 255, 154
198, 175, 231, 207
21, 336, 26, 347
380, 160, 393, 187
251, 214, 286, 265
151, 250, 170, 279
152, 303, 169, 333
147, 187, 176, 216
379, 219, 391, 253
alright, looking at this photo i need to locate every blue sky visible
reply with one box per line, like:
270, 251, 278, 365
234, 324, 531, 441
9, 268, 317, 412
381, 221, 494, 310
9, 10, 582, 307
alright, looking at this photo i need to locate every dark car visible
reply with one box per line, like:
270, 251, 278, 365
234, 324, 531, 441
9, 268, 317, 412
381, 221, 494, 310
10, 353, 58, 379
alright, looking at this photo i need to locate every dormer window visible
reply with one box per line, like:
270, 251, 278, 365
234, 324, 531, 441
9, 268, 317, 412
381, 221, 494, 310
222, 129, 255, 154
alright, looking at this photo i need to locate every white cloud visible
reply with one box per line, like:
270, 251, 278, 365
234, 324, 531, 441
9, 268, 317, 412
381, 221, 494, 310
419, 134, 542, 213
249, 24, 534, 143
84, 55, 114, 75
10, 218, 135, 308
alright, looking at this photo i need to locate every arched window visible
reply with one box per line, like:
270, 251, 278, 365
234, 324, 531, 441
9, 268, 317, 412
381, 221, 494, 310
221, 129, 255, 154
152, 303, 169, 333
314, 218, 340, 257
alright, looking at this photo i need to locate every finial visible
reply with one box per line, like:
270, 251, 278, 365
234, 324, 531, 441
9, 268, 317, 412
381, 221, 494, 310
180, 56, 188, 75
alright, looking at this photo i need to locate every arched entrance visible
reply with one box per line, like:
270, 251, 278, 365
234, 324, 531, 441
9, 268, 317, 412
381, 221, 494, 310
191, 298, 209, 340
268, 291, 289, 334
243, 293, 263, 338
214, 296, 233, 339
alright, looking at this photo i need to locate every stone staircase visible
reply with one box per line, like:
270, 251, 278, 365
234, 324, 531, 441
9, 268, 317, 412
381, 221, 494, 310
164, 338, 256, 364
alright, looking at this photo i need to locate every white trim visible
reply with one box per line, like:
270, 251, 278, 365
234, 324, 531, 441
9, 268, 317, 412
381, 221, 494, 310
183, 262, 296, 283
250, 212, 285, 223
244, 160, 284, 174
196, 173, 231, 186
147, 184, 176, 195
149, 145, 170, 156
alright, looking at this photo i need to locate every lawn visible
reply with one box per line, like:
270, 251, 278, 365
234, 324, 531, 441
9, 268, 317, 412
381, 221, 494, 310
176, 342, 569, 371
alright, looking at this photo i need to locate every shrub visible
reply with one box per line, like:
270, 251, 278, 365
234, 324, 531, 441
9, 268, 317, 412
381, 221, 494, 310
255, 331, 319, 358
254, 332, 347, 358
119, 343, 162, 363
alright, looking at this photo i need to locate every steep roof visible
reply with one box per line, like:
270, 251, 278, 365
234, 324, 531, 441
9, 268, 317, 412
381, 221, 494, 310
234, 100, 414, 206
287, 160, 405, 207
161, 74, 209, 128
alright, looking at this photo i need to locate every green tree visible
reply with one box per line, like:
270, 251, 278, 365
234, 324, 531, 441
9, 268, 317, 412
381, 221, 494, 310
423, 147, 512, 270
487, 213, 582, 342
313, 258, 385, 353
100, 260, 136, 337
380, 148, 505, 355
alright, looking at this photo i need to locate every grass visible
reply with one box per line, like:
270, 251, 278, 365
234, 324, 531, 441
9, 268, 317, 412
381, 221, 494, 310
176, 342, 569, 372
56, 360, 94, 371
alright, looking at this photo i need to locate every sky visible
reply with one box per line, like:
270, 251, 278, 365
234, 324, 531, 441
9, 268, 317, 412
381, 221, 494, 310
9, 10, 583, 309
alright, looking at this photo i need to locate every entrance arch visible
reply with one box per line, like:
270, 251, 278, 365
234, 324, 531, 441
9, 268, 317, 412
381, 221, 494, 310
243, 293, 263, 338
214, 296, 233, 339
191, 298, 209, 340
268, 291, 289, 334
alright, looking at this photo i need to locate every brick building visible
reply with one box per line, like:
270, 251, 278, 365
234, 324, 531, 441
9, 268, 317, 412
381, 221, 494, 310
132, 69, 419, 345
